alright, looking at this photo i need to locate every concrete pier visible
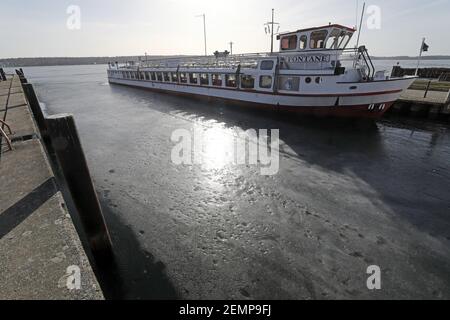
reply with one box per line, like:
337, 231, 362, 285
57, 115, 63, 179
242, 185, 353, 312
391, 83, 450, 121
0, 75, 103, 300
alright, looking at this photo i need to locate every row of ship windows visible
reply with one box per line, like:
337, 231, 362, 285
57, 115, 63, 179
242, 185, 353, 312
108, 70, 324, 92
281, 30, 352, 51
109, 70, 275, 89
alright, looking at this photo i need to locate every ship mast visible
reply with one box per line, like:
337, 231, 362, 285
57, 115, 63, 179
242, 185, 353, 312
264, 9, 279, 54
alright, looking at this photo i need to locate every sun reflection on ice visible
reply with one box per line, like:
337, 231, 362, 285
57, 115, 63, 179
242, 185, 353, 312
199, 127, 236, 170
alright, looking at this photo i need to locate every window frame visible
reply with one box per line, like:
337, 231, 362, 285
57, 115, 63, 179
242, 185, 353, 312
241, 74, 255, 89
259, 75, 273, 89
200, 73, 209, 86
189, 73, 199, 84
225, 74, 237, 88
179, 73, 187, 83
212, 74, 223, 86
278, 76, 300, 91
171, 72, 178, 82
310, 30, 328, 49
260, 60, 274, 70
281, 35, 298, 50
299, 35, 308, 50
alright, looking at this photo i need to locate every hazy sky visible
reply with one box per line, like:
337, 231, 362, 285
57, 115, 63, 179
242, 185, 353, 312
1, 0, 449, 58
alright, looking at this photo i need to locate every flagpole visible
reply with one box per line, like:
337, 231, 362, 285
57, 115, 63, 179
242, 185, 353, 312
415, 37, 425, 77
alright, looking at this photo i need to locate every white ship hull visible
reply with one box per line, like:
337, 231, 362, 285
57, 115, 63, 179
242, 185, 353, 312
108, 76, 415, 119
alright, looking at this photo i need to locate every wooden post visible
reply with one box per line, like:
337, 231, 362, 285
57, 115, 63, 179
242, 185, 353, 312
0, 68, 6, 81
424, 80, 432, 98
22, 83, 49, 140
46, 114, 113, 259
15, 69, 27, 83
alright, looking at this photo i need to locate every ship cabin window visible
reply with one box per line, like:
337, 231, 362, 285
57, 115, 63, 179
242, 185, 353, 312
260, 60, 274, 70
281, 35, 298, 50
145, 72, 150, 80
157, 72, 163, 81
140, 72, 145, 80
310, 30, 328, 49
200, 73, 209, 85
326, 29, 342, 49
278, 76, 300, 91
189, 73, 199, 84
260, 75, 273, 89
180, 73, 187, 83
171, 72, 178, 82
151, 72, 156, 81
212, 74, 222, 86
325, 29, 352, 49
338, 33, 352, 49
299, 35, 307, 50
225, 74, 237, 88
163, 72, 170, 82
241, 75, 255, 89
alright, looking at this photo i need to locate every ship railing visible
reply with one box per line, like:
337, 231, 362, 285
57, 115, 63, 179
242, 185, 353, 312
120, 52, 275, 70
339, 47, 376, 79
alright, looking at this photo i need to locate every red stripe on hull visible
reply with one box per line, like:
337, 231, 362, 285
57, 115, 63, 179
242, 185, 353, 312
110, 81, 395, 119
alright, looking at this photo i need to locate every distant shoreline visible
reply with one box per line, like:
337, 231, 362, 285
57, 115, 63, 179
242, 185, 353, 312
1, 55, 450, 68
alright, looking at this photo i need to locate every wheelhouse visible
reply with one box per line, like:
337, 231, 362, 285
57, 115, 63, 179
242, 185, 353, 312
277, 24, 355, 52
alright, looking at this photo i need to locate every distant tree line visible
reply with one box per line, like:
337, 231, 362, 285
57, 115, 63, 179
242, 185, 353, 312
0, 56, 167, 67
1, 55, 449, 68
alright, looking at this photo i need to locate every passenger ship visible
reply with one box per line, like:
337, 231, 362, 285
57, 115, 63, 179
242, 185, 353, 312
107, 24, 416, 119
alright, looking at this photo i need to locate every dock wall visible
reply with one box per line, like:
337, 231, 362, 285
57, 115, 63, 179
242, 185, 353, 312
0, 75, 104, 299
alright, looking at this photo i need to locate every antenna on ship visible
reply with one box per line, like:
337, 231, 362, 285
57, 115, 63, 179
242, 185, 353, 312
196, 14, 208, 56
264, 9, 279, 54
355, 2, 366, 49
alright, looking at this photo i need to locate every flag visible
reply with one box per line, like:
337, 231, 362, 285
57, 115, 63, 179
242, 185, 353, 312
422, 42, 429, 52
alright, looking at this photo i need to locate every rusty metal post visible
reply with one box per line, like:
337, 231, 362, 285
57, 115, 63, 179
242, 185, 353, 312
46, 114, 113, 259
424, 80, 432, 98
0, 126, 13, 151
0, 119, 13, 135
